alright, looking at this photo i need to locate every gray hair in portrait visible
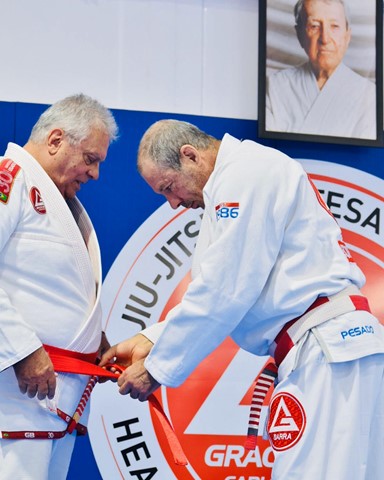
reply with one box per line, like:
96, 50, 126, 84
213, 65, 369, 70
294, 0, 351, 29
266, 0, 375, 80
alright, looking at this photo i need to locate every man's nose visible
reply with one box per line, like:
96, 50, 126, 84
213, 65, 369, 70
165, 193, 182, 210
88, 163, 100, 180
320, 24, 331, 43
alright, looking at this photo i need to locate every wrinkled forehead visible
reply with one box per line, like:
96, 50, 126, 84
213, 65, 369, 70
300, 0, 348, 23
138, 154, 156, 176
138, 156, 166, 184
83, 128, 110, 158
140, 158, 180, 195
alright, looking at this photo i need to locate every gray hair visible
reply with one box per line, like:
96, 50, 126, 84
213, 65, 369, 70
138, 119, 216, 171
294, 0, 350, 29
29, 93, 119, 145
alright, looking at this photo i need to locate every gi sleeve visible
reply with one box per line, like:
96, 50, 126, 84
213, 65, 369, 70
144, 142, 301, 386
0, 167, 42, 371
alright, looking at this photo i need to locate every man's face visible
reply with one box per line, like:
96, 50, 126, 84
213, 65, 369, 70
297, 0, 351, 77
140, 155, 207, 210
50, 128, 110, 199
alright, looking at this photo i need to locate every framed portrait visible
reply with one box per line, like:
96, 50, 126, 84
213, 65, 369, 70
258, 0, 384, 146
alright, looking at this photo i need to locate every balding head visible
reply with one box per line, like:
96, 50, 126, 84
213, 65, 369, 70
137, 119, 216, 173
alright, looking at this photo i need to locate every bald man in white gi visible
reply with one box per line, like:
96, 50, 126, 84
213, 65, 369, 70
266, 0, 376, 140
101, 119, 384, 479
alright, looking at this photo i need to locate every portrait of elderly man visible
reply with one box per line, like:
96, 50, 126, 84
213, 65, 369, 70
265, 0, 377, 140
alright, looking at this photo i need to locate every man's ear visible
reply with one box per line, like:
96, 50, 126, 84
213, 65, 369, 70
47, 128, 65, 155
179, 144, 199, 164
345, 27, 352, 49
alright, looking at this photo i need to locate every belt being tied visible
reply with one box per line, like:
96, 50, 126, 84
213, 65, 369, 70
1, 344, 188, 466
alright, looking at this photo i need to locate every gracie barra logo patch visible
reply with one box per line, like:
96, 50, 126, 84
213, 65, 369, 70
0, 158, 21, 204
29, 187, 47, 214
267, 392, 306, 451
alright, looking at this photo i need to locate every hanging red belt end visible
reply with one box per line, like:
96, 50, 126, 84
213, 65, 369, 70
148, 394, 188, 466
245, 433, 258, 450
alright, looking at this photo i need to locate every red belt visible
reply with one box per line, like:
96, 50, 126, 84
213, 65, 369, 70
1, 345, 188, 466
245, 287, 371, 450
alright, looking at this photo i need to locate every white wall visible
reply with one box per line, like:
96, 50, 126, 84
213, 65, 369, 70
0, 0, 380, 120
0, 0, 258, 119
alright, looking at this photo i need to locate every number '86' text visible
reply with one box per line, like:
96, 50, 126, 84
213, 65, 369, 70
215, 202, 240, 220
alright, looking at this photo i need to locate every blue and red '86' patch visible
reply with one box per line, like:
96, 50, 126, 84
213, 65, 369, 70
215, 202, 240, 220
0, 159, 21, 204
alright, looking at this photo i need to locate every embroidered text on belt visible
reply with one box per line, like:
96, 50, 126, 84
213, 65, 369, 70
1, 345, 188, 466
245, 285, 371, 450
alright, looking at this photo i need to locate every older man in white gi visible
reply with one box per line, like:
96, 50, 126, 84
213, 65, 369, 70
0, 94, 118, 479
101, 119, 384, 479
266, 0, 376, 140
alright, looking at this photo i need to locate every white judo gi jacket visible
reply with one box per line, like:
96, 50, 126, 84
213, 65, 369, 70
0, 143, 102, 432
266, 62, 377, 140
143, 134, 384, 386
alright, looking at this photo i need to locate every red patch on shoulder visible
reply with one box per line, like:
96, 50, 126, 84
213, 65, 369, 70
0, 158, 21, 204
29, 187, 47, 214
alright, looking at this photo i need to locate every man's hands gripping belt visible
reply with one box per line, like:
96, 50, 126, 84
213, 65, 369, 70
99, 333, 161, 401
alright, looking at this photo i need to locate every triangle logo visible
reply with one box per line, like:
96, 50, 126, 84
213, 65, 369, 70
267, 392, 306, 451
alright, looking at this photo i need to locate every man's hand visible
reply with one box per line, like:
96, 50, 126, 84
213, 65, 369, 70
99, 334, 158, 399
99, 333, 154, 370
117, 358, 160, 401
13, 347, 56, 400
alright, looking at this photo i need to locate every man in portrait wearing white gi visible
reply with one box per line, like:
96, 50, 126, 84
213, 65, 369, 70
101, 119, 384, 479
0, 94, 118, 479
266, 0, 377, 140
